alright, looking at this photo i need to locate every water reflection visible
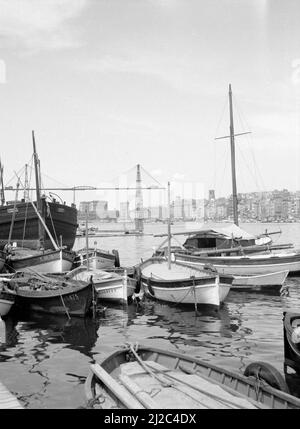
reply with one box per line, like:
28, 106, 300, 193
1, 313, 100, 358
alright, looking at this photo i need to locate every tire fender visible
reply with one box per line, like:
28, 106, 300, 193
244, 361, 289, 393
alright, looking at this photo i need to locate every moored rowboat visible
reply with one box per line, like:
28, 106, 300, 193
3, 272, 94, 317
68, 266, 136, 303
139, 257, 224, 308
85, 345, 300, 409
175, 251, 300, 276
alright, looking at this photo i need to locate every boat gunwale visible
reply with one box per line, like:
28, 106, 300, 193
86, 345, 300, 408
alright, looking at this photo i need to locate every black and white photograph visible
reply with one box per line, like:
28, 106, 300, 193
0, 0, 300, 412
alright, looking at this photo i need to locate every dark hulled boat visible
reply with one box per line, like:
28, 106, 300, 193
283, 312, 300, 375
3, 272, 94, 317
0, 197, 77, 251
0, 131, 78, 252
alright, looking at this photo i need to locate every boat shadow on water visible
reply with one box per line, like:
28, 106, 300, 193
0, 311, 101, 358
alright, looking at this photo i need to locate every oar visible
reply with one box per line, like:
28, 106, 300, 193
90, 364, 144, 409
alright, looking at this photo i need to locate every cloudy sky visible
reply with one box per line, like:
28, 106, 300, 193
0, 0, 299, 209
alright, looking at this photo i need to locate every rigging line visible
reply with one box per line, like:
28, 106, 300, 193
21, 157, 34, 246
236, 145, 261, 191
215, 146, 229, 198
232, 95, 266, 192
3, 155, 34, 186
213, 95, 229, 191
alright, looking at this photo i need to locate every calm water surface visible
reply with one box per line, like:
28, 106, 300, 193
1, 221, 300, 408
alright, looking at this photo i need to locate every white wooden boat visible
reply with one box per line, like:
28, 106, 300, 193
175, 251, 300, 276
139, 257, 225, 308
231, 270, 289, 290
85, 345, 300, 409
74, 248, 119, 270
68, 266, 136, 303
5, 247, 75, 273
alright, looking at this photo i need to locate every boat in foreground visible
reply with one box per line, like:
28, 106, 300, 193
85, 345, 300, 409
68, 266, 136, 303
139, 257, 230, 308
2, 272, 94, 317
283, 311, 300, 375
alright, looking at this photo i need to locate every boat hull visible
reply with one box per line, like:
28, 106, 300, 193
70, 267, 136, 303
232, 270, 288, 290
6, 249, 75, 273
11, 280, 93, 317
74, 249, 116, 270
0, 200, 77, 251
140, 258, 220, 307
283, 312, 300, 374
0, 289, 15, 317
85, 345, 300, 409
175, 252, 300, 275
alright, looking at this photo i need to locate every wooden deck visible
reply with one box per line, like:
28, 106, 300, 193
0, 381, 23, 409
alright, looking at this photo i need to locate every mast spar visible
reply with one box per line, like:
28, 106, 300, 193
32, 130, 44, 249
215, 84, 251, 226
229, 84, 238, 226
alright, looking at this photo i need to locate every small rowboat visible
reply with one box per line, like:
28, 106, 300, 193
2, 271, 94, 317
138, 257, 230, 308
283, 312, 300, 375
85, 345, 300, 409
74, 248, 120, 270
68, 266, 137, 304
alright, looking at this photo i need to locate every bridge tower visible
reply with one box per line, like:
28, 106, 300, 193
134, 164, 144, 232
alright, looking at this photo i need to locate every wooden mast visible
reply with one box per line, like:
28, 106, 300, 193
32, 130, 44, 249
215, 86, 251, 227
229, 84, 239, 226
167, 181, 171, 269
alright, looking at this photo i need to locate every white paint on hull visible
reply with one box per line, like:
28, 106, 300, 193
0, 299, 13, 316
219, 284, 231, 302
232, 270, 289, 287
142, 280, 219, 306
176, 257, 300, 275
21, 258, 73, 273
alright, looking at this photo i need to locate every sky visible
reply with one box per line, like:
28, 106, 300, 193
0, 0, 300, 210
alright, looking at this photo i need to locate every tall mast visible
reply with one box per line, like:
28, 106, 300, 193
0, 158, 5, 206
229, 84, 239, 226
32, 130, 44, 248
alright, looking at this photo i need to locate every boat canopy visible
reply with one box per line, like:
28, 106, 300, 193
183, 225, 257, 251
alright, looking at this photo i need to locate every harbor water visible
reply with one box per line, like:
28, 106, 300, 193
1, 221, 300, 409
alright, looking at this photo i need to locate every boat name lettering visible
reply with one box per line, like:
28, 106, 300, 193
148, 413, 197, 425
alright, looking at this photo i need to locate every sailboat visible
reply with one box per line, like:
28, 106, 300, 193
0, 132, 78, 252
138, 183, 231, 308
175, 85, 300, 276
2, 131, 76, 273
